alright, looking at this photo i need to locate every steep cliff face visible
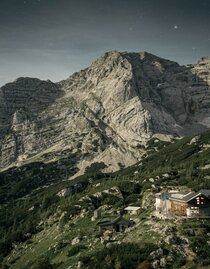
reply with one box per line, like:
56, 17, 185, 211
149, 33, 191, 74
0, 78, 64, 168
0, 51, 210, 174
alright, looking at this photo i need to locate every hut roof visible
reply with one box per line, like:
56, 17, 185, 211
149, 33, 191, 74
124, 206, 141, 211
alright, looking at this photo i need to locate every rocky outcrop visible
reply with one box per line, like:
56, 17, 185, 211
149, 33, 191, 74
0, 51, 210, 174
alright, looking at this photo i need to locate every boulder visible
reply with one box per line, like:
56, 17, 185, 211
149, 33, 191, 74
71, 237, 81, 245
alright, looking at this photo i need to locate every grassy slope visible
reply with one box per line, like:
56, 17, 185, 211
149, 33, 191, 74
1, 131, 210, 268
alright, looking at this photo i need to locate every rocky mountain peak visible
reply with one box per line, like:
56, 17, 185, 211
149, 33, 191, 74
0, 51, 210, 175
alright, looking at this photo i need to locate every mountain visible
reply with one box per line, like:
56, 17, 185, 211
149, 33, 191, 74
0, 51, 210, 175
1, 130, 210, 268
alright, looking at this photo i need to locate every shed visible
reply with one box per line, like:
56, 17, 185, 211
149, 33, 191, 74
97, 216, 131, 233
124, 206, 141, 215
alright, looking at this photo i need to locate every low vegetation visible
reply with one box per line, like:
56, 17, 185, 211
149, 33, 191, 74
1, 131, 210, 268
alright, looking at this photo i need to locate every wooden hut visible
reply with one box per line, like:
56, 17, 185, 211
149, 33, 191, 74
124, 206, 141, 215
97, 216, 131, 233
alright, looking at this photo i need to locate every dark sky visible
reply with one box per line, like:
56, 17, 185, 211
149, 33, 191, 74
0, 0, 210, 86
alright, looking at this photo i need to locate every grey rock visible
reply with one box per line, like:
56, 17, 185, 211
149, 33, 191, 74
152, 260, 160, 269
71, 237, 80, 245
150, 248, 164, 259
1, 52, 210, 174
160, 257, 167, 267
57, 188, 73, 197
77, 261, 82, 269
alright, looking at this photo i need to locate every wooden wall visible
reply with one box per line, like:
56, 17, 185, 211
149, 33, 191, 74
170, 200, 188, 216
170, 195, 210, 217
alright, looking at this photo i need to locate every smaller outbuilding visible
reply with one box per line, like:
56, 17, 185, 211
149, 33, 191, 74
124, 206, 141, 215
97, 215, 131, 233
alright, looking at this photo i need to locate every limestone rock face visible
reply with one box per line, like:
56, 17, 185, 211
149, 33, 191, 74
0, 51, 210, 174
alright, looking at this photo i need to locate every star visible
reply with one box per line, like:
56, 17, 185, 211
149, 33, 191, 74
174, 25, 178, 30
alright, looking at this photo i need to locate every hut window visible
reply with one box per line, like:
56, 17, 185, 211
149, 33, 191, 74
196, 196, 205, 205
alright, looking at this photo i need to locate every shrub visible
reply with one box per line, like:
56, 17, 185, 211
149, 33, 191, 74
102, 194, 122, 206
117, 181, 141, 196
137, 260, 151, 269
80, 243, 157, 269
85, 162, 107, 174
190, 236, 210, 261
67, 244, 87, 257
31, 255, 53, 269
125, 194, 140, 204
